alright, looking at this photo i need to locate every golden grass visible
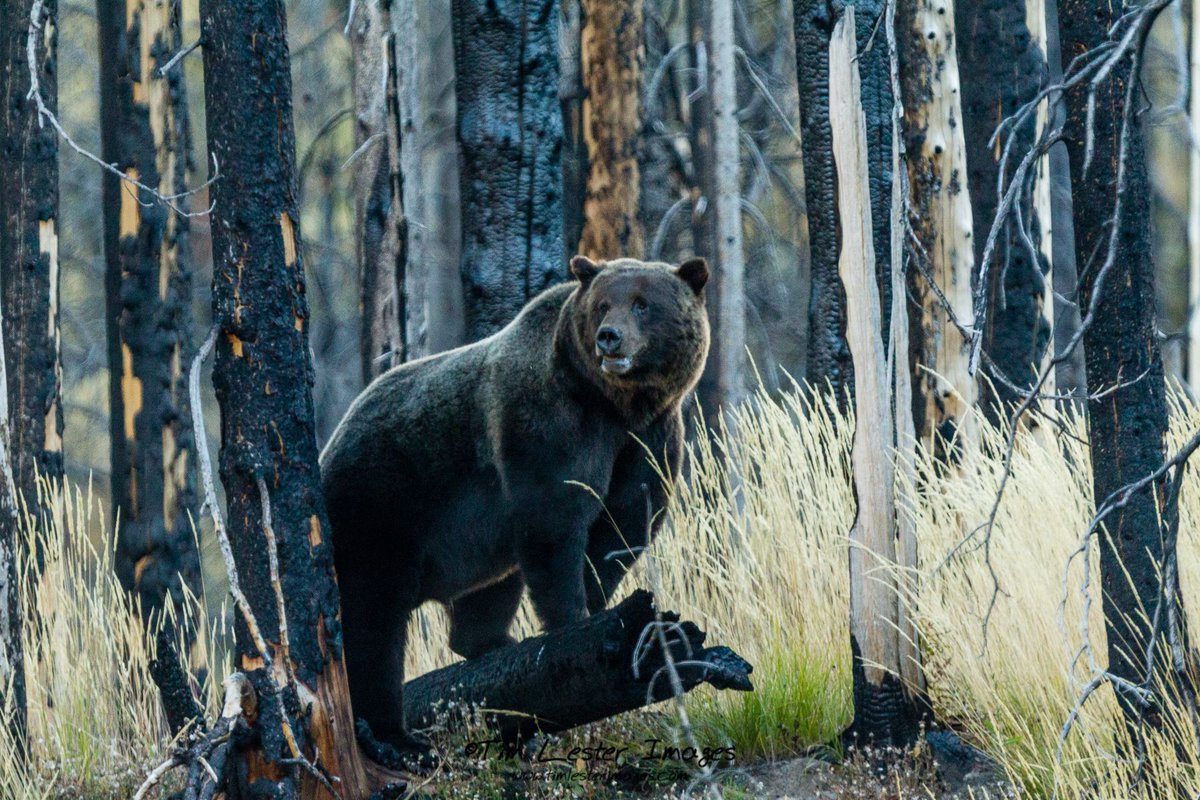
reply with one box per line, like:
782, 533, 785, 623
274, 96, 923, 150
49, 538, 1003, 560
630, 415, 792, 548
1, 385, 1198, 798
0, 480, 228, 800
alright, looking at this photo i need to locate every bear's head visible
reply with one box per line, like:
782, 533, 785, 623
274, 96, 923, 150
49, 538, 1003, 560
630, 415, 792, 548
567, 256, 710, 409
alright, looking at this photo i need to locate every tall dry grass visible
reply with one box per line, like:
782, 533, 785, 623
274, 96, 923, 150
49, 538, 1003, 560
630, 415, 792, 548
406, 381, 1200, 796
0, 481, 227, 800
1, 385, 1197, 798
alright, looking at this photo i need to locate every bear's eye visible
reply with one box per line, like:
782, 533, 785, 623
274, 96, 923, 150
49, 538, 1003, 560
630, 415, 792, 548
598, 300, 611, 315
632, 297, 649, 315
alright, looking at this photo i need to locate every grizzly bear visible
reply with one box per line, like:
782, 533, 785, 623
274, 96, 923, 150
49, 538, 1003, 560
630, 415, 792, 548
320, 255, 710, 761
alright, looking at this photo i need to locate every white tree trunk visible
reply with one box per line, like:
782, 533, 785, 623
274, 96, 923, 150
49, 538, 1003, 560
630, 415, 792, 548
1027, 0, 1056, 394
397, 0, 465, 357
710, 0, 746, 408
903, 0, 978, 446
831, 6, 901, 689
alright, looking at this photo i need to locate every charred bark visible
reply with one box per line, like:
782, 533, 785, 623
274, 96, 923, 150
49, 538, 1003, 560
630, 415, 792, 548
398, 590, 752, 743
199, 1, 393, 793
1, 0, 63, 548
957, 0, 1052, 414
1058, 0, 1175, 729
452, 0, 566, 339
97, 0, 199, 619
579, 0, 644, 258
795, 0, 892, 401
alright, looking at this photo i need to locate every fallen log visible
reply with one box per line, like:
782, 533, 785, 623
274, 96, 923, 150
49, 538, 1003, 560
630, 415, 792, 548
399, 589, 753, 742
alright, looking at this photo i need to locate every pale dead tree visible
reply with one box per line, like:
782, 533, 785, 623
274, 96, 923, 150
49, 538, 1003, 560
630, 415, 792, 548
831, 6, 926, 746
349, 0, 406, 380
897, 0, 978, 453
708, 0, 747, 411
579, 0, 646, 258
395, 0, 465, 358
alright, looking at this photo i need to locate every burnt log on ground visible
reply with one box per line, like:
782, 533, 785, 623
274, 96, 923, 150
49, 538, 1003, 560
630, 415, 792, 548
375, 590, 752, 750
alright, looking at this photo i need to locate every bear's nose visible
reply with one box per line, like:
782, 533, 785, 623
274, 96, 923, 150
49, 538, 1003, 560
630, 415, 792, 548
596, 325, 624, 355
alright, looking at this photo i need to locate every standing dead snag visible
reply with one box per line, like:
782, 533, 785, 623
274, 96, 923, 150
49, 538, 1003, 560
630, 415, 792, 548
956, 0, 1053, 415
897, 0, 978, 451
451, 0, 567, 339
830, 8, 926, 747
350, 0, 405, 381
198, 1, 399, 795
395, 0, 466, 358
97, 0, 200, 625
0, 0, 60, 748
1, 0, 63, 550
579, 0, 645, 258
1058, 0, 1181, 733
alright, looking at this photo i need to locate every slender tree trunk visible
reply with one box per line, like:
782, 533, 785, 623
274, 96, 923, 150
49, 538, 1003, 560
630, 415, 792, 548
1059, 0, 1176, 729
831, 7, 924, 747
795, 0, 892, 402
899, 0, 978, 451
794, 0, 851, 398
97, 0, 199, 617
579, 0, 644, 259
958, 0, 1053, 416
351, 0, 405, 382
706, 0, 746, 409
1189, 0, 1200, 390
0, 276, 23, 752
199, 2, 396, 793
560, 0, 586, 258
397, 0, 466, 358
1045, 0, 1087, 399
1, 0, 63, 546
452, 0, 566, 339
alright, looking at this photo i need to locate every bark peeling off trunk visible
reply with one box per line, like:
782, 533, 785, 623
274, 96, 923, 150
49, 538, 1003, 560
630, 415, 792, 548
452, 0, 566, 339
98, 0, 199, 615
402, 590, 753, 742
200, 1, 389, 794
958, 0, 1052, 414
1058, 0, 1172, 727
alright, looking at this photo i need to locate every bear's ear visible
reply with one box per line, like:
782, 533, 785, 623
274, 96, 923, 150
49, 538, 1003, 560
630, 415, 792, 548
675, 257, 709, 296
570, 255, 603, 287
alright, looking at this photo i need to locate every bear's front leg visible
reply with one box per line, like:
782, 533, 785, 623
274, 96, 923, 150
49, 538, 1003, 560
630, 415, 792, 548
518, 525, 589, 630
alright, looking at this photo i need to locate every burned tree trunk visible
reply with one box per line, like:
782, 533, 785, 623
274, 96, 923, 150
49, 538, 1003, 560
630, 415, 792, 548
351, 0, 406, 380
831, 8, 926, 747
97, 0, 199, 617
794, 0, 850, 398
0, 280, 23, 752
402, 591, 752, 743
898, 0, 977, 450
957, 0, 1052, 414
1058, 0, 1176, 729
199, 1, 395, 794
795, 0, 892, 401
452, 0, 566, 339
1, 0, 63, 542
396, 0, 466, 358
578, 0, 644, 258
